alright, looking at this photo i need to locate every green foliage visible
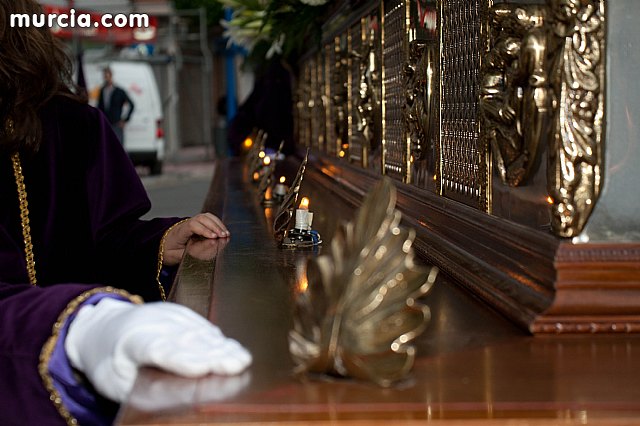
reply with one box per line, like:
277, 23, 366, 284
217, 0, 331, 67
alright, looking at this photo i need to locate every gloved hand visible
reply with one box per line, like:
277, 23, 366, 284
64, 298, 252, 402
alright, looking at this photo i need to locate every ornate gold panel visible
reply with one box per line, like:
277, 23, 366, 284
382, 0, 411, 182
349, 13, 383, 170
440, 0, 491, 210
480, 4, 551, 188
324, 43, 337, 156
332, 34, 350, 158
308, 56, 320, 151
296, 62, 313, 149
406, 0, 438, 190
548, 0, 605, 238
481, 0, 605, 237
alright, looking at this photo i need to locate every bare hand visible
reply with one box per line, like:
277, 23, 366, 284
163, 213, 230, 265
186, 236, 230, 261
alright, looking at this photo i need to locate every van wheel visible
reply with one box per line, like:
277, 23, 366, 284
149, 160, 163, 175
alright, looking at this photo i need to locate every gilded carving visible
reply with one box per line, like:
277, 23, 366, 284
480, 4, 554, 187
481, 0, 605, 237
403, 39, 434, 161
332, 37, 349, 153
547, 0, 604, 238
352, 27, 381, 159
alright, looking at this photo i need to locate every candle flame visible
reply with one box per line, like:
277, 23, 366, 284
298, 276, 309, 293
546, 196, 554, 204
263, 156, 271, 165
299, 197, 310, 209
252, 172, 260, 181
338, 150, 345, 158
243, 138, 253, 149
280, 176, 286, 184
258, 151, 266, 159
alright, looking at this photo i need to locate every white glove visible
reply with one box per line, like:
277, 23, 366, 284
64, 298, 252, 402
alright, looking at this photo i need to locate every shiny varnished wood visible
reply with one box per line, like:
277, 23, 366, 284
118, 158, 640, 425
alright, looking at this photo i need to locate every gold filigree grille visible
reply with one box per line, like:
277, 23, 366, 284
382, 0, 410, 182
439, 0, 490, 210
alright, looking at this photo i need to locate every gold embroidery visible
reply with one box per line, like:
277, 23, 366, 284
11, 152, 37, 286
38, 287, 143, 426
156, 218, 189, 301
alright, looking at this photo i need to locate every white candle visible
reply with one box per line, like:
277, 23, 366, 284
274, 183, 288, 197
274, 176, 288, 197
295, 209, 308, 230
296, 197, 311, 230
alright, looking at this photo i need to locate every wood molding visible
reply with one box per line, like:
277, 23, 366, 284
531, 242, 640, 334
304, 153, 640, 334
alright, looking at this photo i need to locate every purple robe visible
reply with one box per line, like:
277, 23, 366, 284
0, 282, 133, 426
0, 96, 183, 424
0, 95, 180, 300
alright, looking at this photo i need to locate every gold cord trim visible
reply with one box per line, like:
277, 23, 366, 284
156, 218, 189, 302
38, 287, 143, 426
11, 152, 37, 286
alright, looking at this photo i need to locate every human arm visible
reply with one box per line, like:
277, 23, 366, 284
122, 88, 134, 122
0, 282, 133, 426
0, 282, 251, 426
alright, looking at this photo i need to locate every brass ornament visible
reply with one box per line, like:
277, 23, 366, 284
548, 0, 604, 237
332, 36, 349, 154
439, 0, 490, 209
352, 21, 382, 160
480, 0, 605, 237
480, 4, 553, 186
289, 177, 438, 386
403, 39, 435, 162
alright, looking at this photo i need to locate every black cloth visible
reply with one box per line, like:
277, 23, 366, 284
97, 85, 134, 125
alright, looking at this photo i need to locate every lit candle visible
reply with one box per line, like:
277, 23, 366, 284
295, 197, 310, 230
243, 137, 253, 150
263, 156, 271, 166
274, 176, 288, 197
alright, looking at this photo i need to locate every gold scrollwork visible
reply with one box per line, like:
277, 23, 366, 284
548, 0, 604, 238
403, 39, 434, 161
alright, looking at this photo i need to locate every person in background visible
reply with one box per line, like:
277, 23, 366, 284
227, 59, 295, 156
0, 1, 251, 425
97, 66, 135, 144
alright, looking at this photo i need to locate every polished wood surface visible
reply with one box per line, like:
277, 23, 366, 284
118, 159, 640, 425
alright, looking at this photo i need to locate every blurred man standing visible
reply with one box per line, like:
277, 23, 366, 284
97, 66, 135, 144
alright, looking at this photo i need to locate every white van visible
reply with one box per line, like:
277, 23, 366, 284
84, 60, 165, 174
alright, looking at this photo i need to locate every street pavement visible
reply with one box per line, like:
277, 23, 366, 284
140, 146, 217, 219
